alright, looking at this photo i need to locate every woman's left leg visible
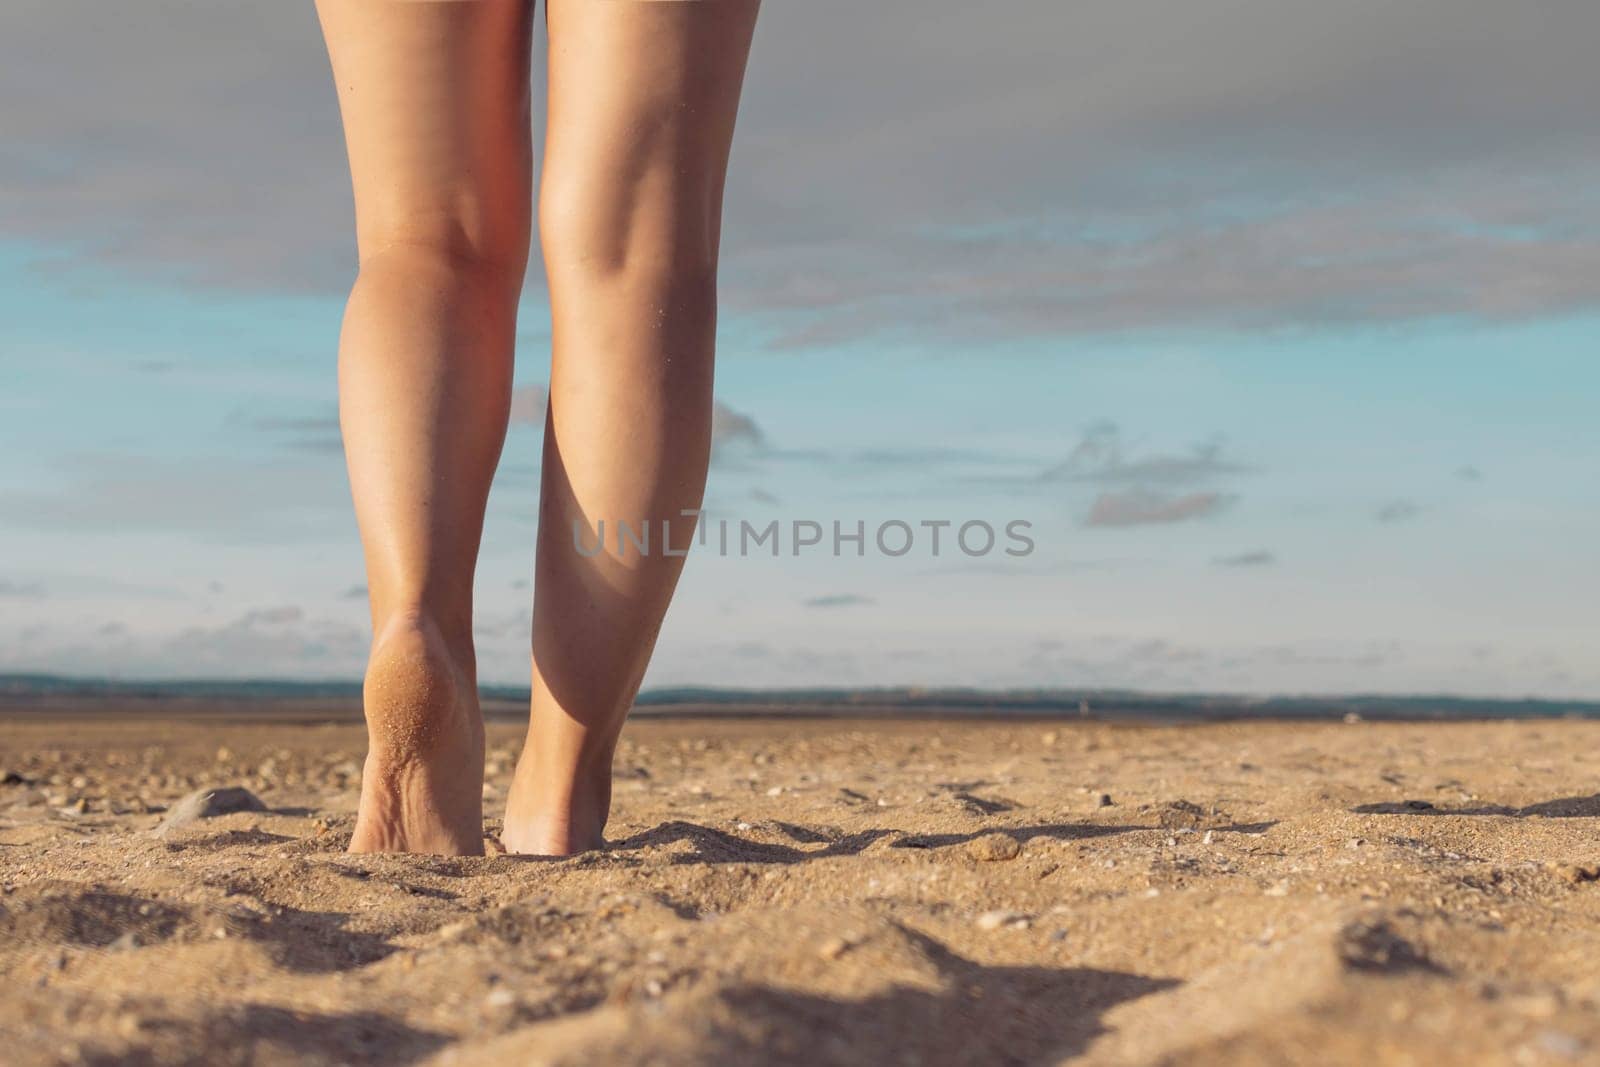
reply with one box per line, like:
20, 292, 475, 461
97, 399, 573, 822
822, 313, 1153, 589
502, 0, 761, 855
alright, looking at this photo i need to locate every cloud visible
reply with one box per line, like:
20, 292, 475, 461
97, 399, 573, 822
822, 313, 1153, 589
1376, 499, 1423, 523
0, 580, 46, 598
728, 3, 1600, 343
0, 453, 349, 539
1086, 490, 1229, 527
711, 401, 764, 452
156, 606, 366, 676
844, 446, 1023, 468
233, 409, 343, 454
1214, 550, 1276, 567
7, 1, 1600, 342
803, 593, 876, 609
1051, 425, 1246, 529
1457, 465, 1485, 482
239, 605, 304, 625
339, 584, 367, 600
1043, 423, 1247, 486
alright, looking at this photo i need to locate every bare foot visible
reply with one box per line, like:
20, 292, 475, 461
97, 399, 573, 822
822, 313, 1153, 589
349, 616, 485, 856
501, 756, 610, 857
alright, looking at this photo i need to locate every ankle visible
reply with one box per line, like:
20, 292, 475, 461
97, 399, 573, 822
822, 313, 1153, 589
372, 608, 474, 675
515, 808, 604, 853
501, 800, 606, 856
503, 750, 612, 855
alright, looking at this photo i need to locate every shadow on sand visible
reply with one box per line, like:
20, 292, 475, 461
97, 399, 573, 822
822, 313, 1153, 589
1352, 794, 1600, 818
0, 883, 401, 974
609, 819, 1143, 865
625, 923, 1176, 1064
83, 924, 1174, 1067
83, 1004, 449, 1067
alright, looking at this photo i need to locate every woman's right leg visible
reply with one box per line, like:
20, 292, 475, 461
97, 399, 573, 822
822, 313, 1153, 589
315, 0, 534, 856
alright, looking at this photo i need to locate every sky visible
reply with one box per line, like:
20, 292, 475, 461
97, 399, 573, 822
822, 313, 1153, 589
2, 0, 1599, 697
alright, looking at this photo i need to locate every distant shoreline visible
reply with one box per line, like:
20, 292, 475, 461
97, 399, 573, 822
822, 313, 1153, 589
3, 672, 1596, 722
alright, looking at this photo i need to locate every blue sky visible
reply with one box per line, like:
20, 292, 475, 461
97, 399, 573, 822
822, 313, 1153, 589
3, 1, 1599, 697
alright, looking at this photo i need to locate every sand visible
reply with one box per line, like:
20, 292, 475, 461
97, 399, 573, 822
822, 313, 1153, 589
2, 714, 1599, 1066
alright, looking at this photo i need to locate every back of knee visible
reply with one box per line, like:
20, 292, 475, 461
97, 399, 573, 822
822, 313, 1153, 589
538, 174, 721, 294
356, 208, 531, 289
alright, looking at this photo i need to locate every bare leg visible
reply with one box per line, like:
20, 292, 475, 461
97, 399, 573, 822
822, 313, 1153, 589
315, 0, 535, 855
501, 0, 760, 855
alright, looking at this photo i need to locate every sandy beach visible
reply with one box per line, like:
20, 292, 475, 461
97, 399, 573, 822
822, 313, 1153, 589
2, 714, 1598, 1066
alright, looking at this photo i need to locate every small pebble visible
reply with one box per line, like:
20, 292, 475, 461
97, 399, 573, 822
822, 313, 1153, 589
976, 910, 1029, 931
1096, 794, 1113, 808
158, 787, 267, 834
966, 833, 1021, 862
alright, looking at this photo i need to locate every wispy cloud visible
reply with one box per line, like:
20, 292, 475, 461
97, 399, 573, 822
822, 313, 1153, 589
155, 606, 366, 676
1376, 499, 1423, 524
1043, 423, 1248, 486
1087, 490, 1230, 528
240, 605, 303, 625
1214, 550, 1276, 567
0, 453, 348, 539
232, 409, 343, 455
711, 400, 764, 456
1047, 424, 1248, 528
804, 593, 876, 609
0, 580, 46, 598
